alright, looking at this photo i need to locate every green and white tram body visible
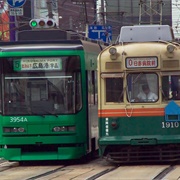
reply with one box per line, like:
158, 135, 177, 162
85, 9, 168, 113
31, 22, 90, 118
0, 31, 104, 161
98, 25, 180, 163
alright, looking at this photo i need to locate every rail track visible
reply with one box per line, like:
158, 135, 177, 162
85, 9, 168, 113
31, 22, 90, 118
0, 158, 180, 180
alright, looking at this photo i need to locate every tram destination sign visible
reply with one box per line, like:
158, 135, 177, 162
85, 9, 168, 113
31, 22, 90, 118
126, 57, 158, 68
13, 57, 62, 71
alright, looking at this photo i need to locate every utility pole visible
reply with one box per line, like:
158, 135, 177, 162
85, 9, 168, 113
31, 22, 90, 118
139, 0, 164, 25
100, 0, 105, 25
46, 0, 54, 18
84, 2, 89, 37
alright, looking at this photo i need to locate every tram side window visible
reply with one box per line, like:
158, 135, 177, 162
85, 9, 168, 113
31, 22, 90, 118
162, 76, 171, 100
106, 78, 123, 102
88, 71, 97, 105
167, 75, 180, 100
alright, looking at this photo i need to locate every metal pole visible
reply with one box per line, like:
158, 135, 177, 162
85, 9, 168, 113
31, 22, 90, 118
101, 0, 105, 25
9, 16, 16, 41
160, 0, 163, 25
150, 0, 153, 24
46, 0, 54, 18
139, 0, 142, 25
84, 2, 89, 37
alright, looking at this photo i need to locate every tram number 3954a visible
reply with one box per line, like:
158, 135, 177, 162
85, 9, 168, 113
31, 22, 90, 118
10, 117, 28, 123
162, 121, 179, 128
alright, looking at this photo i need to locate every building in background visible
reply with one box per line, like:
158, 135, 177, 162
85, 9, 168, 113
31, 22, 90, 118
0, 0, 9, 41
58, 0, 96, 34
104, 0, 172, 41
0, 0, 177, 41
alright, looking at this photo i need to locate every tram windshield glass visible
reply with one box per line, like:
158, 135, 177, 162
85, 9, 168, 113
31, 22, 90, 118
3, 56, 82, 115
127, 73, 158, 103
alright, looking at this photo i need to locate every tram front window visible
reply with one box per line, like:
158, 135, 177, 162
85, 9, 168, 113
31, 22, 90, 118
3, 56, 82, 115
127, 73, 158, 103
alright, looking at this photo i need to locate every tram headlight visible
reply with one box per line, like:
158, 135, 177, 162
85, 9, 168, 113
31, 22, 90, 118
109, 47, 117, 55
18, 127, 25, 133
53, 126, 61, 132
3, 127, 25, 133
109, 47, 118, 60
52, 126, 76, 132
167, 44, 175, 53
12, 127, 18, 132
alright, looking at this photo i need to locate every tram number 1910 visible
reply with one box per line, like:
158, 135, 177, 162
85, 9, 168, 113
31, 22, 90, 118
162, 122, 179, 128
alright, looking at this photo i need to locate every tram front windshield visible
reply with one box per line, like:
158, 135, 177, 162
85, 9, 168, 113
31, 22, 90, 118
3, 56, 82, 115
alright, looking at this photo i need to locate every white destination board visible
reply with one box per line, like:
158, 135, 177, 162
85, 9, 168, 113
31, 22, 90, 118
10, 8, 23, 16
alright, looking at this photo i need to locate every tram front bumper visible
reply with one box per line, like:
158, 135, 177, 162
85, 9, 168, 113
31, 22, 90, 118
1, 146, 85, 161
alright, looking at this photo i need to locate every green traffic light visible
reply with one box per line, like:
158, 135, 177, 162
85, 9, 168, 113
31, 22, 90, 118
31, 21, 37, 27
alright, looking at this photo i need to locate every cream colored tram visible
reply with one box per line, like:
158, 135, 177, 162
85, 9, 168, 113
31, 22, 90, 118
98, 25, 180, 163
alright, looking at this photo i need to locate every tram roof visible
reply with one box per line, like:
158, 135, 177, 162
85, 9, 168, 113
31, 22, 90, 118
0, 40, 84, 51
0, 40, 104, 54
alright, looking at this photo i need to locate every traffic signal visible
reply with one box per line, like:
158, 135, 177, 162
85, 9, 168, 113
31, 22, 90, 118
29, 19, 56, 29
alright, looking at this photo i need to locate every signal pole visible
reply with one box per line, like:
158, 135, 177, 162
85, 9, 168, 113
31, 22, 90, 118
46, 0, 54, 18
100, 0, 105, 25
84, 1, 89, 37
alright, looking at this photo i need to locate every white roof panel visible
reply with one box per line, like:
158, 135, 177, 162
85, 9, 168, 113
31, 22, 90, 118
119, 25, 174, 42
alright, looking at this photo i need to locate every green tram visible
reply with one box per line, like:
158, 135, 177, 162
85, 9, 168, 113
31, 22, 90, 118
0, 30, 105, 161
98, 25, 180, 163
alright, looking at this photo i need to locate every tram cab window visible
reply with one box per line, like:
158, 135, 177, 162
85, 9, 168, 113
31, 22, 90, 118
106, 78, 123, 102
163, 75, 180, 100
127, 73, 158, 103
171, 76, 180, 100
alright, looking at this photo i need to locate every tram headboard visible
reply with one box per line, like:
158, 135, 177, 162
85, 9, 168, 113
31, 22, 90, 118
119, 25, 174, 43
